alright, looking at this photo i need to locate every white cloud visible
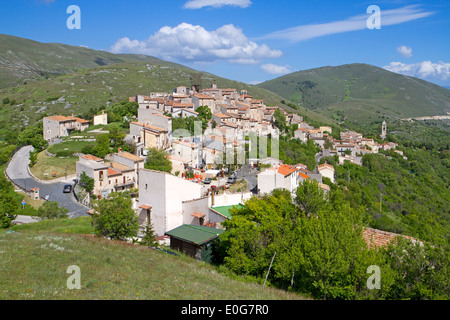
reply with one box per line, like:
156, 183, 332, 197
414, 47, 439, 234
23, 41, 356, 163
383, 61, 450, 81
183, 0, 252, 9
247, 80, 263, 85
260, 5, 433, 43
261, 64, 292, 75
397, 45, 412, 58
110, 23, 282, 65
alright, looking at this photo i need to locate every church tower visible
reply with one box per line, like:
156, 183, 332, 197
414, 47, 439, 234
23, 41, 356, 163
381, 121, 387, 139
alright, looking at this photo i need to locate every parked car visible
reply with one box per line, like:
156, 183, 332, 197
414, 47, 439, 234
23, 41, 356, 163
63, 185, 72, 193
227, 176, 237, 184
203, 178, 211, 184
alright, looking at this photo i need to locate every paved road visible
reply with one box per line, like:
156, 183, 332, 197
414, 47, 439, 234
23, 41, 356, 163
236, 164, 258, 193
13, 215, 40, 225
6, 146, 89, 218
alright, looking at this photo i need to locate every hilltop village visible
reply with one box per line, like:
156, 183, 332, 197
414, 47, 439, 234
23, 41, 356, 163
41, 83, 399, 251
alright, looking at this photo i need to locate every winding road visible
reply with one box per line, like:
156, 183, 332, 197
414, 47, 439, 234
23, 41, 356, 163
5, 146, 89, 218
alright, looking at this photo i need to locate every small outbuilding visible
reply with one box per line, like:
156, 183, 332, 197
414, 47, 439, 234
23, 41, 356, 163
165, 225, 224, 263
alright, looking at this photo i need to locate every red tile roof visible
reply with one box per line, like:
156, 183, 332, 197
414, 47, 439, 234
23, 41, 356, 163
117, 151, 144, 162
214, 113, 231, 118
108, 168, 121, 177
191, 212, 206, 218
45, 115, 89, 123
277, 164, 296, 176
298, 172, 309, 180
82, 154, 103, 162
73, 117, 89, 124
318, 163, 334, 171
318, 183, 330, 191
194, 94, 214, 99
173, 102, 194, 108
362, 227, 419, 249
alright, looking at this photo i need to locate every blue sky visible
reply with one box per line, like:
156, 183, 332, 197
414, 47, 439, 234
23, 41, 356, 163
1, 0, 449, 87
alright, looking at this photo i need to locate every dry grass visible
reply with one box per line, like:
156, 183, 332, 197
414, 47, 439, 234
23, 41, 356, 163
29, 151, 77, 180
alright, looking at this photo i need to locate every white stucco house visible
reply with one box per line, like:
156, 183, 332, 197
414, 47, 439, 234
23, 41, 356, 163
317, 163, 335, 184
137, 169, 204, 237
257, 164, 299, 195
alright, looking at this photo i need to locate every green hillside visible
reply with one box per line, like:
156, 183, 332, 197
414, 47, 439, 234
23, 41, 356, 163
257, 63, 450, 123
0, 61, 291, 133
0, 217, 305, 300
0, 35, 336, 136
0, 34, 191, 89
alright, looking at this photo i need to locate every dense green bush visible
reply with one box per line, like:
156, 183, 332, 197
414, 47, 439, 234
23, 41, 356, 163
218, 184, 450, 300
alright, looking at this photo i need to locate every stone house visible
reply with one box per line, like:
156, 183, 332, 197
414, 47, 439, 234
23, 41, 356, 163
43, 115, 89, 142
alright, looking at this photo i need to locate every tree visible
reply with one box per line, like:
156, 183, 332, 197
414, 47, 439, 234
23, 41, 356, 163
85, 133, 111, 159
0, 144, 17, 166
294, 179, 327, 217
108, 127, 125, 148
29, 150, 38, 168
219, 190, 295, 274
273, 109, 286, 131
196, 105, 213, 132
17, 122, 48, 152
219, 187, 391, 299
144, 147, 172, 173
284, 203, 372, 299
0, 182, 18, 228
196, 105, 212, 121
79, 171, 94, 193
91, 192, 138, 241
36, 201, 69, 220
140, 223, 159, 248
384, 238, 450, 299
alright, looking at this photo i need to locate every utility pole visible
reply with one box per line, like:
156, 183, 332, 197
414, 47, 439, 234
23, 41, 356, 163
290, 267, 295, 288
264, 251, 277, 287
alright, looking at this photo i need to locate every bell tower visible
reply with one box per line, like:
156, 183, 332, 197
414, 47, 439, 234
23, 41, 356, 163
381, 121, 387, 139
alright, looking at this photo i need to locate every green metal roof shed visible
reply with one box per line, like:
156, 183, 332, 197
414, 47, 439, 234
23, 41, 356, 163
210, 204, 245, 219
165, 225, 225, 246
165, 225, 225, 263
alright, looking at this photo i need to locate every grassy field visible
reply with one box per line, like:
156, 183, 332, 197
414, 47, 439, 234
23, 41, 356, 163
47, 140, 92, 157
29, 151, 77, 180
0, 217, 306, 300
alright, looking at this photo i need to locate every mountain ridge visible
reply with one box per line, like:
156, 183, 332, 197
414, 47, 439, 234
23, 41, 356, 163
257, 63, 450, 124
0, 34, 191, 89
0, 34, 337, 135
